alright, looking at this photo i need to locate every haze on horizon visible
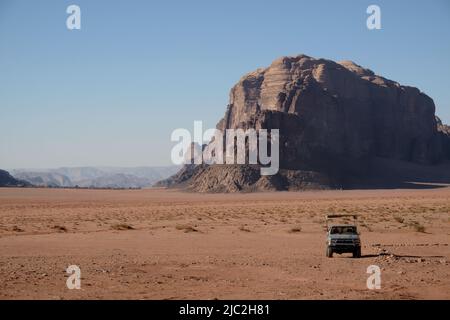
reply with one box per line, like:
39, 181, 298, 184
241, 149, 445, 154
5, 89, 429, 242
1, 0, 449, 169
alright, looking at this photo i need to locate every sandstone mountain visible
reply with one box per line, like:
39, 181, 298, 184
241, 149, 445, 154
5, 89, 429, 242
159, 54, 450, 192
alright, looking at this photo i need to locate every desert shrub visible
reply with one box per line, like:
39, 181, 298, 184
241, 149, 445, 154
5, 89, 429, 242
52, 225, 68, 232
175, 224, 198, 233
238, 225, 251, 232
111, 223, 134, 230
408, 221, 426, 233
360, 222, 373, 232
288, 226, 302, 233
12, 226, 24, 232
394, 216, 405, 224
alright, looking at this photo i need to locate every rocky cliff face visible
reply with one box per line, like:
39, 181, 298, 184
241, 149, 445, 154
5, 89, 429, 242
219, 55, 443, 165
160, 54, 450, 192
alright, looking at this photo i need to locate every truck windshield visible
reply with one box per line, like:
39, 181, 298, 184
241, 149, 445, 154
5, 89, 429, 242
330, 226, 357, 234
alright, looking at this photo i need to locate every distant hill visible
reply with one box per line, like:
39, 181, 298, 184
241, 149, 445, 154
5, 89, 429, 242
75, 173, 153, 189
13, 172, 72, 187
11, 166, 180, 189
0, 169, 30, 187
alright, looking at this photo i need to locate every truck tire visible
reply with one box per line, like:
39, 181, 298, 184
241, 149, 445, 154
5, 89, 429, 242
353, 247, 361, 258
326, 246, 333, 258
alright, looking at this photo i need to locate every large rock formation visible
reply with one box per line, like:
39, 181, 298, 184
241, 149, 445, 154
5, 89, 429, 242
159, 54, 450, 192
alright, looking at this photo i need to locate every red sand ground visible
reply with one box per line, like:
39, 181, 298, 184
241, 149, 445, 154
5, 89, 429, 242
0, 187, 448, 299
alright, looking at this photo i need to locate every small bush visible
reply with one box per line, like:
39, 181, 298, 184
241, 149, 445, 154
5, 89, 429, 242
238, 225, 251, 232
52, 225, 68, 232
409, 221, 426, 233
12, 226, 24, 232
111, 223, 134, 231
394, 216, 405, 224
360, 222, 373, 232
175, 224, 198, 233
288, 226, 302, 233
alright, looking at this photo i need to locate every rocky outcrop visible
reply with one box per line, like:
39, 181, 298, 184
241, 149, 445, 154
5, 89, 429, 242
161, 54, 450, 192
0, 169, 30, 187
436, 116, 450, 160
157, 164, 332, 192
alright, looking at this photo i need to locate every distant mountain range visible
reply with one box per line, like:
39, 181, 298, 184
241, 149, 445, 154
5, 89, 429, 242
0, 169, 30, 187
9, 166, 180, 189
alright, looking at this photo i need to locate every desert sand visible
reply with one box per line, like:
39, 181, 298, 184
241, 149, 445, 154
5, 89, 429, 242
0, 187, 449, 300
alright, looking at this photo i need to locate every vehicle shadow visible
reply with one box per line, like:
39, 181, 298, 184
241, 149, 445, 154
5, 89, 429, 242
360, 253, 445, 259
360, 254, 379, 258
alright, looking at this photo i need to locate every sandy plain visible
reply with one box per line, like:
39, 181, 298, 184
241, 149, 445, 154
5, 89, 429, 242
0, 187, 448, 299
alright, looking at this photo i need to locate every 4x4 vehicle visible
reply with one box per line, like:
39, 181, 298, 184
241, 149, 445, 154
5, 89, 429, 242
326, 214, 361, 258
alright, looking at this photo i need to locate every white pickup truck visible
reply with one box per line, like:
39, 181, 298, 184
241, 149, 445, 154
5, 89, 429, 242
326, 215, 361, 258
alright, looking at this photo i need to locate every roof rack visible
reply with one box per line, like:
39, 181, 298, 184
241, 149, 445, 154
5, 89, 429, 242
326, 214, 358, 220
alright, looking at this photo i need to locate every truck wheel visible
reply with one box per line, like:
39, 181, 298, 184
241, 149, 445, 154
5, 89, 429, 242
326, 246, 333, 258
353, 247, 361, 258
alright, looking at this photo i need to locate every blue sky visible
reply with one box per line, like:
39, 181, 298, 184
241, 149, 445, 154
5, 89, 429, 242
1, 0, 449, 168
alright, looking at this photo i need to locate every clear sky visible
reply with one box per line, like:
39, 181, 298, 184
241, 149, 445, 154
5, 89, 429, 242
1, 0, 449, 168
